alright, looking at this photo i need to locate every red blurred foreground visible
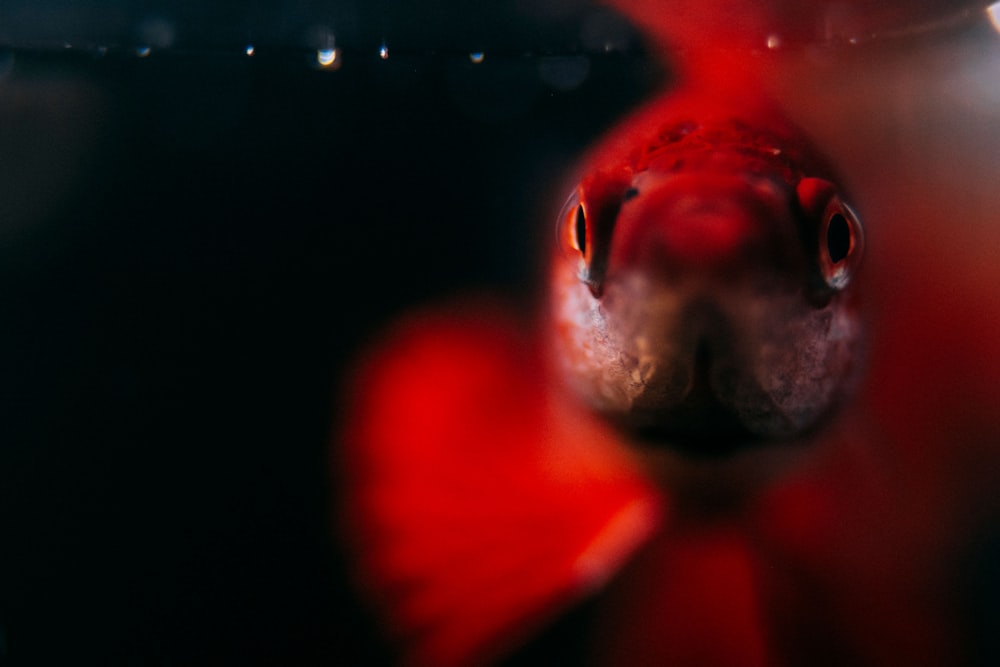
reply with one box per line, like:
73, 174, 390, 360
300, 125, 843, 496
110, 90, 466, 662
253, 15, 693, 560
336, 2, 1000, 664
338, 304, 662, 665
337, 285, 999, 664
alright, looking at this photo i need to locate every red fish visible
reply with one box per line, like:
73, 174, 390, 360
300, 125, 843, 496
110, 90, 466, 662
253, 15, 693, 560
337, 2, 1000, 665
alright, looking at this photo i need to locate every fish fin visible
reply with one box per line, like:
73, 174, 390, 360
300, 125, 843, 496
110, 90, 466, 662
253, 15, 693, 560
337, 301, 663, 666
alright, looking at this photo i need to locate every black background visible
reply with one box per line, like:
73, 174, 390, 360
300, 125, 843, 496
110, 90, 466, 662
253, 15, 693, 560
0, 2, 664, 663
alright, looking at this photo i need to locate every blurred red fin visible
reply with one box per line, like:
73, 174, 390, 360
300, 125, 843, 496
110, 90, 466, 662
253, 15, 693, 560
337, 301, 663, 666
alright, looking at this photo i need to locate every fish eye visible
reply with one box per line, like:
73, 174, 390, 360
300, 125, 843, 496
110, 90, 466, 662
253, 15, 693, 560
573, 204, 587, 255
797, 177, 864, 291
826, 212, 850, 264
557, 191, 588, 259
819, 200, 863, 290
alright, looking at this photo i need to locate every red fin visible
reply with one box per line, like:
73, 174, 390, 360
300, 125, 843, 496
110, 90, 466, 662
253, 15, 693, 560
337, 302, 663, 666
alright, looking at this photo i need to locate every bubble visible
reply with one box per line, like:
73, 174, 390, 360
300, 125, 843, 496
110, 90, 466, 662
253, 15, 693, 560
245, 44, 255, 57
537, 55, 590, 92
766, 34, 782, 50
379, 43, 389, 60
136, 46, 152, 58
317, 48, 342, 69
469, 52, 485, 64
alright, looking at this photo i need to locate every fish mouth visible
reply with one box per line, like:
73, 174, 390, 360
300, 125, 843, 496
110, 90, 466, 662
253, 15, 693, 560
622, 338, 761, 457
554, 273, 854, 455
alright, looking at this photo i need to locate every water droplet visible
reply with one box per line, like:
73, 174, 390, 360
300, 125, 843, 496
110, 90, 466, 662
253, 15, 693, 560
379, 43, 389, 60
317, 48, 341, 69
766, 34, 782, 50
245, 44, 255, 57
469, 52, 485, 64
136, 46, 152, 58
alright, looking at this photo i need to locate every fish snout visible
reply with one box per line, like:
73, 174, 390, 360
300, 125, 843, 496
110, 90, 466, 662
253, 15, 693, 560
587, 277, 852, 449
622, 299, 750, 442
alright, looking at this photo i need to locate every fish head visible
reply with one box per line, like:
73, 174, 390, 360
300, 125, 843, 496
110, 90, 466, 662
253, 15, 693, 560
550, 115, 865, 453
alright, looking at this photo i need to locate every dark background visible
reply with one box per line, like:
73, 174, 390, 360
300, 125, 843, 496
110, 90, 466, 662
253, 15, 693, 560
0, 1, 664, 663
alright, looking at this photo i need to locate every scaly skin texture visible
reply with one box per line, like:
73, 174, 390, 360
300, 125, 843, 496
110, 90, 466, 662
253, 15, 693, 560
549, 90, 865, 448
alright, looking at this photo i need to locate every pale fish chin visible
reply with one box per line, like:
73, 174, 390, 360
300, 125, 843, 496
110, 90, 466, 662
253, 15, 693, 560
551, 267, 862, 449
